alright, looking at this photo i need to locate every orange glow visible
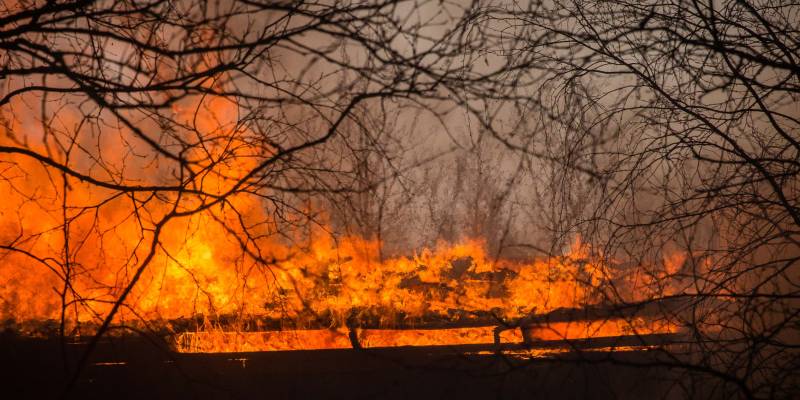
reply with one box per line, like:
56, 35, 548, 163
466, 345, 664, 360
171, 318, 678, 353
0, 91, 682, 351
523, 318, 680, 341
175, 329, 354, 353
174, 327, 524, 353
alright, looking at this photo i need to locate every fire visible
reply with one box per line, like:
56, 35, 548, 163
0, 90, 682, 352
0, 192, 677, 345
267, 235, 608, 324
174, 327, 525, 353
172, 318, 681, 354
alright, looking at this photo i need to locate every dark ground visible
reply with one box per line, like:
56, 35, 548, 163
0, 334, 694, 400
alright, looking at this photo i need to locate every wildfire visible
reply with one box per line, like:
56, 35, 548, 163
0, 91, 685, 353
1, 215, 604, 323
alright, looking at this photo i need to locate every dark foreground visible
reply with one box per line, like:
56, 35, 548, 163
1, 335, 696, 400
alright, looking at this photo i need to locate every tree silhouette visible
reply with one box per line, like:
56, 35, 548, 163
1, 0, 798, 398
462, 0, 799, 397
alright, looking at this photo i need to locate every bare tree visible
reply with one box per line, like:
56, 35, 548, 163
459, 0, 800, 398
0, 0, 490, 393
2, 0, 798, 398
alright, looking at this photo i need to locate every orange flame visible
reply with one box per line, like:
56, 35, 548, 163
0, 91, 682, 351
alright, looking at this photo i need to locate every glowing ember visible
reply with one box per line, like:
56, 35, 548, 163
174, 327, 525, 353
172, 317, 679, 353
175, 329, 353, 353
523, 318, 681, 342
